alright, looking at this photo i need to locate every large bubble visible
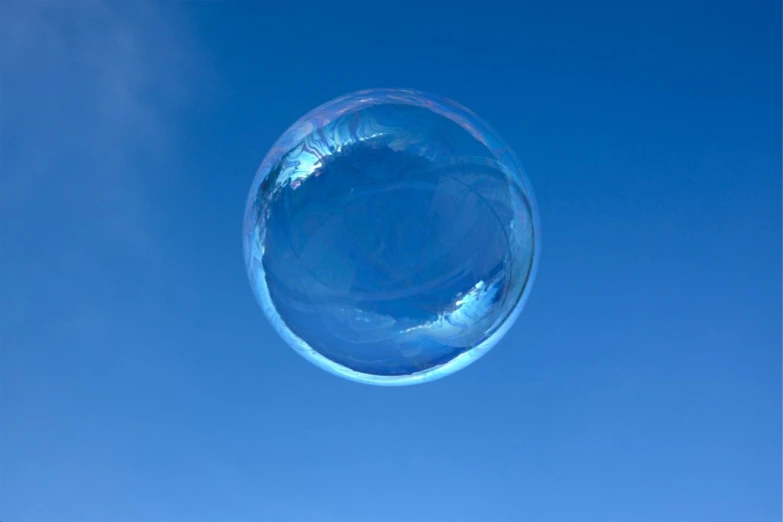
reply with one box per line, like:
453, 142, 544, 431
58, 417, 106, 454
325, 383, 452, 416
243, 89, 540, 386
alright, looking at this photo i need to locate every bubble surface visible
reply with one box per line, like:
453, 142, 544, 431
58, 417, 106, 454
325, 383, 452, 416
243, 89, 540, 385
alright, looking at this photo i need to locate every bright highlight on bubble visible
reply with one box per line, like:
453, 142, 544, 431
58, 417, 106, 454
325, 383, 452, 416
243, 89, 540, 385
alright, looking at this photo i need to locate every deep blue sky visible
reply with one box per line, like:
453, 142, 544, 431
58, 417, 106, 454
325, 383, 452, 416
1, 0, 780, 521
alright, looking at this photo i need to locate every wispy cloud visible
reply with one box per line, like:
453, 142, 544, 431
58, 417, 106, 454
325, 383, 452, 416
0, 0, 200, 342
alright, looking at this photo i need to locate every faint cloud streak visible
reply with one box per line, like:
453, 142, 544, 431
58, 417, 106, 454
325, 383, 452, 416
0, 0, 200, 342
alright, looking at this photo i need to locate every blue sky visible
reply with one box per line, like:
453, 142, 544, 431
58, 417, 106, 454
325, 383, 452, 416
1, 0, 780, 521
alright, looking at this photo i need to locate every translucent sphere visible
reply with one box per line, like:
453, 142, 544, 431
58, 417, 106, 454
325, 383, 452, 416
243, 89, 539, 386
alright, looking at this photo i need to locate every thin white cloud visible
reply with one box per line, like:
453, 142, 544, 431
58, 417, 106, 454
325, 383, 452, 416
2, 0, 193, 254
0, 0, 201, 340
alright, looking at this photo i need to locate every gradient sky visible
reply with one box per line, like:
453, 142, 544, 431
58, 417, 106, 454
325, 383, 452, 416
1, 0, 780, 521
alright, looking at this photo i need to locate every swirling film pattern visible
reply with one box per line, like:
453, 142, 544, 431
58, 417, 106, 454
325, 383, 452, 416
243, 89, 540, 385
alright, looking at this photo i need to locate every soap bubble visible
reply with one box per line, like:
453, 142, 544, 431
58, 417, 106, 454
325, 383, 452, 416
243, 89, 539, 386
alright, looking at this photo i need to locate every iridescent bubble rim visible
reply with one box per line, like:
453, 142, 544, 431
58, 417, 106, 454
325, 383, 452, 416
243, 88, 541, 386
